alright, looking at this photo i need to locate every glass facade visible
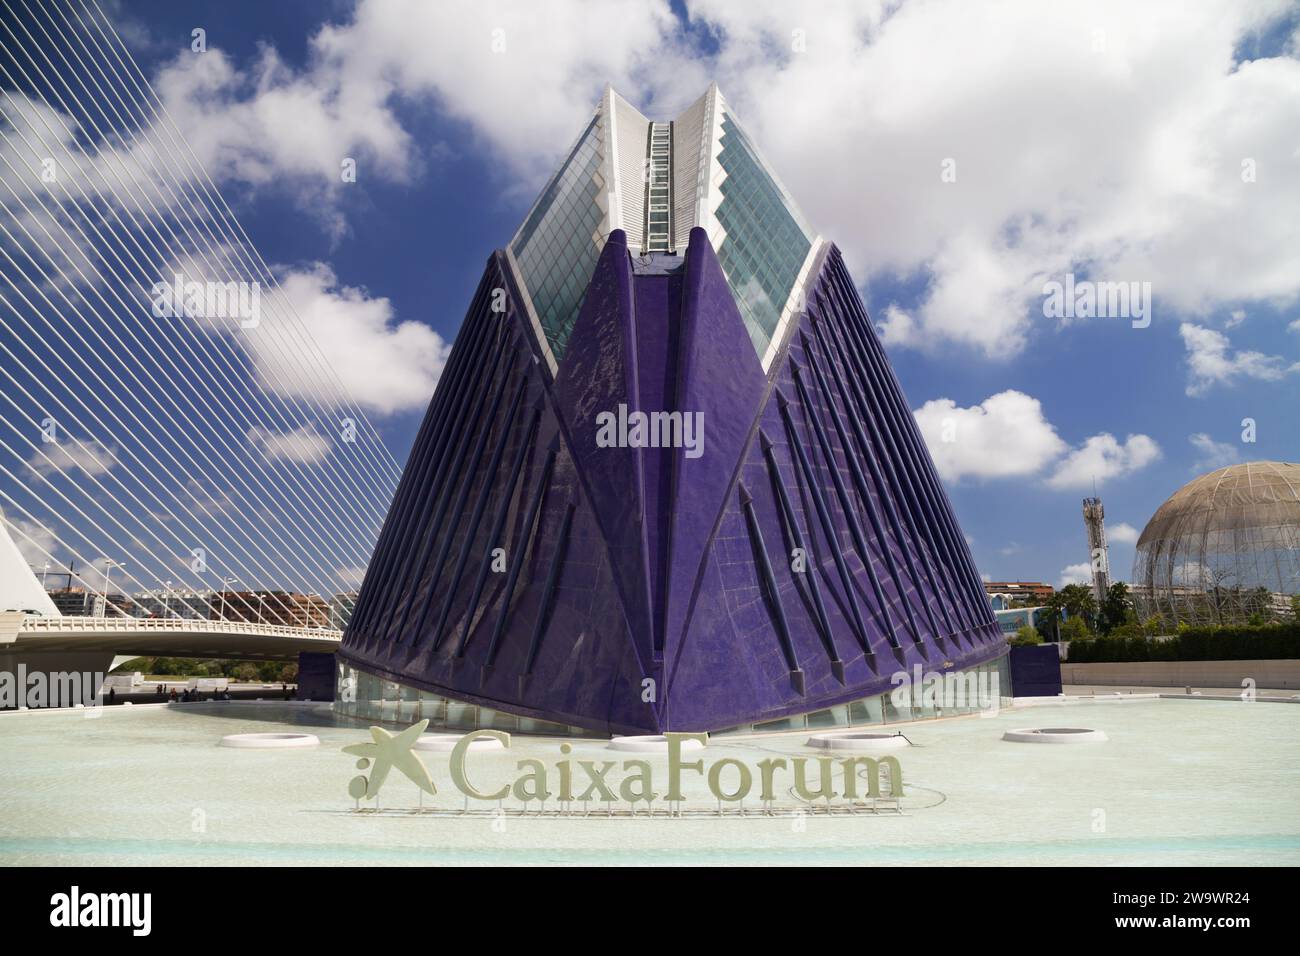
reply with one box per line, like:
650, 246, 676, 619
336, 653, 1011, 739
718, 655, 1011, 736
509, 116, 605, 362
713, 113, 814, 357
506, 96, 820, 367
335, 659, 588, 737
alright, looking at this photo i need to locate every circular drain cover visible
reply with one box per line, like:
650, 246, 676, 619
1002, 727, 1107, 744
219, 732, 320, 749
806, 732, 910, 752
413, 734, 504, 753
607, 735, 705, 753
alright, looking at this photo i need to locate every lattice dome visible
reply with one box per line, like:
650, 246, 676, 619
1132, 461, 1300, 626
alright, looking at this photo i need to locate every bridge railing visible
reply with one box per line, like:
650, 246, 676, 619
20, 616, 342, 641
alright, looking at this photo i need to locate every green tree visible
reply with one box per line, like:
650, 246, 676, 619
1099, 581, 1135, 634
233, 663, 259, 683
1035, 583, 1099, 639
1059, 616, 1092, 642
1010, 625, 1043, 646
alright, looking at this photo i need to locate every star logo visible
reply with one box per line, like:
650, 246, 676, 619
343, 719, 436, 800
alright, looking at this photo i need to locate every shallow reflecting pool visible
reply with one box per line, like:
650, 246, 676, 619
1, 697, 1297, 865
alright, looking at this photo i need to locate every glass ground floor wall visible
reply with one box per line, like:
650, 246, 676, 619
335, 653, 1012, 738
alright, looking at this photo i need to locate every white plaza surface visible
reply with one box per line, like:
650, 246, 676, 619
0, 697, 1296, 866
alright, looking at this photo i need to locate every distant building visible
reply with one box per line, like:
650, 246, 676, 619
46, 587, 132, 617
330, 592, 358, 630
983, 581, 1054, 605
132, 588, 215, 619
47, 587, 93, 616
994, 606, 1059, 636
217, 590, 331, 629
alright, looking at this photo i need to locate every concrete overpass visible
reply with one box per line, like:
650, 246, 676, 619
0, 612, 340, 661
0, 612, 341, 707
1, 512, 344, 706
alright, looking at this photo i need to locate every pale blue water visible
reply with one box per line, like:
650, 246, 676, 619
1, 698, 1297, 866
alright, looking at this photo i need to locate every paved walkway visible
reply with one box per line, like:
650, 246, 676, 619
1063, 683, 1298, 698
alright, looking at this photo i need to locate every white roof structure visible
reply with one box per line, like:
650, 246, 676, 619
0, 506, 59, 616
507, 85, 823, 375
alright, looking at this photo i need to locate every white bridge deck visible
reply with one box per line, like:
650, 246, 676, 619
0, 612, 340, 662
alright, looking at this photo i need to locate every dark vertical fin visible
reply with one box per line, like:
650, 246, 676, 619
518, 499, 577, 697
457, 405, 542, 658
738, 482, 804, 695
800, 332, 932, 644
483, 436, 559, 675
357, 296, 495, 641
809, 310, 954, 640
828, 269, 989, 633
777, 390, 873, 656
378, 327, 512, 642
397, 350, 519, 645
789, 359, 903, 648
819, 274, 980, 633
429, 376, 530, 649
760, 431, 843, 682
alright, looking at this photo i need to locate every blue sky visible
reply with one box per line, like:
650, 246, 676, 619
46, 0, 1300, 591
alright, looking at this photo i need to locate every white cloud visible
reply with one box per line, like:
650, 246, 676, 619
1058, 562, 1094, 588
2, 513, 59, 567
1107, 521, 1139, 544
21, 0, 1293, 449
1179, 323, 1298, 396
1170, 560, 1211, 587
183, 477, 235, 518
247, 425, 331, 464
152, 46, 415, 239
694, 0, 1300, 356
1188, 432, 1241, 471
1046, 433, 1161, 489
251, 263, 449, 417
913, 390, 1066, 481
43, 0, 1293, 362
876, 304, 917, 348
148, 0, 705, 215
913, 389, 1159, 489
56, 0, 1294, 427
335, 565, 367, 589
156, 252, 445, 415
26, 439, 117, 479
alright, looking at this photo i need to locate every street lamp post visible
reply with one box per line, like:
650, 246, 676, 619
99, 560, 124, 618
220, 577, 237, 620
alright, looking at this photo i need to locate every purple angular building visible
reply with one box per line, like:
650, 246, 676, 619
338, 86, 1006, 735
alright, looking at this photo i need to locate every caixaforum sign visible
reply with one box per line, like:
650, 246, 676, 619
343, 721, 904, 812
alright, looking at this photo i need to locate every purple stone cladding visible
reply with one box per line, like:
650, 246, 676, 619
339, 228, 1005, 734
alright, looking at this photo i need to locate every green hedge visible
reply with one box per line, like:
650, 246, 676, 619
1066, 622, 1300, 663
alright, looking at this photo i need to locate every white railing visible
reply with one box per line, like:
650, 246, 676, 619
20, 615, 342, 641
